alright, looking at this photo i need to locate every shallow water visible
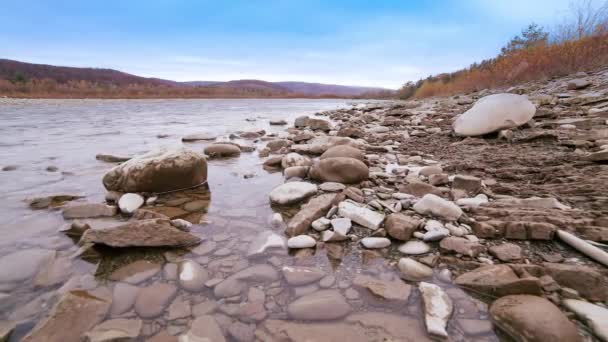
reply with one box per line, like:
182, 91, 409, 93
0, 98, 497, 341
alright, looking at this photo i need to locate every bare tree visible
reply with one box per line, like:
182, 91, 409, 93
553, 0, 608, 42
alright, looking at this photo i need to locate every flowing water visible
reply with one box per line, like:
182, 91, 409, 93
0, 98, 497, 341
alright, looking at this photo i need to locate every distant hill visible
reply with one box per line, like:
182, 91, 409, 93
0, 58, 395, 98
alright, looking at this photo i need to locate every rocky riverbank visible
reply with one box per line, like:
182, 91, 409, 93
1, 69, 607, 341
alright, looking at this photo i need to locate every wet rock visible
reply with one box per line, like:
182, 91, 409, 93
563, 299, 608, 341
287, 235, 316, 248
398, 241, 431, 255
360, 237, 391, 249
0, 248, 53, 285
398, 258, 433, 281
282, 266, 326, 286
62, 203, 117, 219
352, 274, 412, 304
204, 144, 241, 158
80, 218, 201, 248
419, 282, 453, 338
586, 150, 608, 162
22, 290, 112, 342
134, 283, 177, 318
287, 290, 351, 321
270, 119, 287, 125
117, 193, 144, 215
269, 182, 318, 205
286, 193, 341, 236
110, 283, 140, 315
247, 231, 286, 257
489, 243, 522, 262
338, 201, 385, 230
170, 218, 192, 231
320, 145, 365, 161
281, 152, 312, 168
490, 295, 581, 342
214, 265, 279, 298
109, 260, 161, 284
454, 265, 542, 297
84, 318, 142, 342
181, 315, 226, 342
307, 118, 331, 131
29, 194, 83, 209
0, 321, 15, 342
167, 298, 191, 320
178, 260, 209, 292
310, 157, 369, 184
102, 148, 207, 193
266, 139, 291, 151
95, 154, 131, 163
385, 213, 420, 241
413, 194, 462, 221
439, 237, 484, 257
453, 93, 536, 136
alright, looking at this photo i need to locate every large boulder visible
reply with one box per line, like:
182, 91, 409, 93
310, 157, 369, 184
490, 295, 581, 342
453, 94, 536, 136
204, 144, 241, 158
320, 145, 365, 161
102, 148, 207, 193
80, 219, 201, 248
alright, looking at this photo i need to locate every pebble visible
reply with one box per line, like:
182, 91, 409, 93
398, 241, 431, 255
360, 237, 391, 249
118, 193, 144, 214
331, 217, 352, 235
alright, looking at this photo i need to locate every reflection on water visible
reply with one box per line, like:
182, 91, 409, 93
0, 98, 496, 341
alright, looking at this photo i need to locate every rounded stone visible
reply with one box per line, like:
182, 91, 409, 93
269, 182, 318, 205
118, 193, 144, 215
204, 144, 241, 158
177, 260, 209, 292
398, 241, 431, 255
398, 258, 433, 281
287, 235, 316, 249
360, 237, 391, 249
320, 145, 365, 161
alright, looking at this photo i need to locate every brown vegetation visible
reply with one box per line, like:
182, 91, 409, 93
399, 0, 608, 99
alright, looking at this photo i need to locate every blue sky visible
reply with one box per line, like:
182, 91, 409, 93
0, 0, 582, 88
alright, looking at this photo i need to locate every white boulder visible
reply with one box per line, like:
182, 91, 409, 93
453, 93, 536, 136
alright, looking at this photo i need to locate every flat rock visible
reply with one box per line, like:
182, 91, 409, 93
102, 148, 207, 193
419, 282, 453, 338
453, 93, 536, 136
80, 218, 201, 248
338, 201, 385, 230
84, 318, 142, 342
454, 264, 542, 297
489, 243, 522, 262
178, 260, 209, 292
282, 266, 326, 286
439, 237, 484, 257
287, 290, 352, 321
352, 275, 412, 304
134, 283, 177, 318
413, 194, 462, 221
330, 217, 351, 235
95, 154, 131, 163
62, 203, 117, 219
320, 182, 346, 192
490, 295, 581, 342
269, 182, 318, 205
286, 193, 341, 236
29, 194, 83, 209
182, 132, 217, 141
22, 290, 112, 342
